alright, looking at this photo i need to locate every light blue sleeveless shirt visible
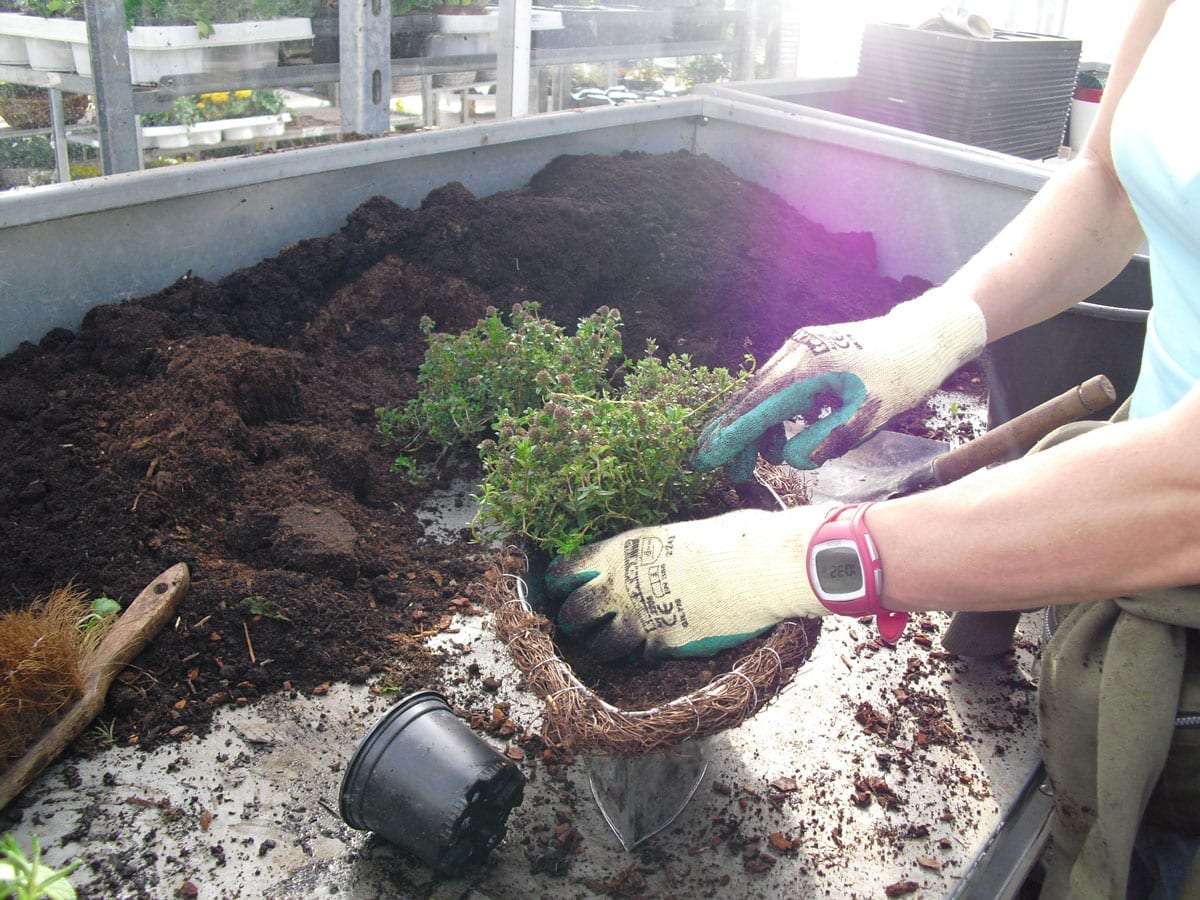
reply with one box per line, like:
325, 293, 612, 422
1110, 1, 1200, 419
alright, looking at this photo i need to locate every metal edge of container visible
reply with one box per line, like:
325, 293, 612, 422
1073, 299, 1151, 322
1, 89, 1056, 357
0, 98, 704, 357
697, 78, 1053, 190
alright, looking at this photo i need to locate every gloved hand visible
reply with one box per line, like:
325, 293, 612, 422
693, 290, 987, 481
545, 505, 835, 661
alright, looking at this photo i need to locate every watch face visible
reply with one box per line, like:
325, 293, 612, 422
813, 543, 864, 597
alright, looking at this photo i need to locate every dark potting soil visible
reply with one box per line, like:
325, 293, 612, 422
0, 150, 969, 759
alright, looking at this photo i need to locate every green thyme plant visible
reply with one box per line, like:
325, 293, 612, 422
475, 344, 745, 555
379, 305, 747, 554
376, 303, 622, 458
0, 834, 79, 900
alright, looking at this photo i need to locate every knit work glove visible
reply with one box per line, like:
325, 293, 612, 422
545, 506, 834, 661
693, 291, 987, 480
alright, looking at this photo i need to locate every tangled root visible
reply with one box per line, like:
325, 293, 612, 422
477, 547, 816, 758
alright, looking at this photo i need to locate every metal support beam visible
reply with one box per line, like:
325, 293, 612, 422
340, 0, 391, 134
736, 0, 757, 82
495, 0, 531, 120
83, 0, 139, 174
47, 89, 70, 182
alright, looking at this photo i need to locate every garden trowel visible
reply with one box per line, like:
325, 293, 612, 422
586, 736, 712, 851
807, 374, 1116, 659
808, 374, 1116, 504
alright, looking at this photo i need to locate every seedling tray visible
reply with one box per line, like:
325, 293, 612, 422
852, 23, 1082, 158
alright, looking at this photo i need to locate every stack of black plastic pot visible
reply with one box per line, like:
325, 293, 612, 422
851, 23, 1083, 160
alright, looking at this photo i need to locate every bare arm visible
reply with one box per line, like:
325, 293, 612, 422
867, 0, 1200, 613
941, 0, 1166, 342
872, 380, 1200, 612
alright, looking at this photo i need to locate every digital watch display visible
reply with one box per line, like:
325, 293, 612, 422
806, 502, 908, 644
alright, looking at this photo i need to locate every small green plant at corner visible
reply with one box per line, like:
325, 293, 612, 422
0, 834, 80, 900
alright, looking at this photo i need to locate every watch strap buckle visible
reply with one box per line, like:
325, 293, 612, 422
876, 609, 908, 645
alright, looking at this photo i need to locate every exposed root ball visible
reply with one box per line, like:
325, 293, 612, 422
478, 549, 819, 758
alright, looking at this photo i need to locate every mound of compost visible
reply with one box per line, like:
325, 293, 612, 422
0, 151, 938, 758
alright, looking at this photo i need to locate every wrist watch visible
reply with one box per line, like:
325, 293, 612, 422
806, 502, 908, 644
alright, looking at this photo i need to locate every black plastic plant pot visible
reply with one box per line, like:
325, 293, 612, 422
339, 690, 526, 874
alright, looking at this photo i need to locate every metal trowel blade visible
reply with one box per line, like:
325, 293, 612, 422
586, 737, 711, 851
806, 429, 950, 504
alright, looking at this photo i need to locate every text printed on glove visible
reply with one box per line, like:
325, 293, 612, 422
622, 535, 689, 632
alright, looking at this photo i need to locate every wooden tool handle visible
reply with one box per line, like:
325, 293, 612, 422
82, 562, 190, 691
0, 563, 189, 812
931, 374, 1117, 486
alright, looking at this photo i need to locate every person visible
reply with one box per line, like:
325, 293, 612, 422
545, 1, 1200, 895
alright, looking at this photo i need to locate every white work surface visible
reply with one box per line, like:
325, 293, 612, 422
5, 605, 1044, 899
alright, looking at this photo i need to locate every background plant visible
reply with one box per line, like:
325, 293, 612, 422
141, 90, 285, 127
123, 0, 316, 33
678, 54, 730, 90
623, 58, 663, 84
0, 134, 56, 169
475, 345, 743, 554
0, 129, 98, 168
391, 0, 433, 13
377, 303, 622, 459
11, 0, 81, 19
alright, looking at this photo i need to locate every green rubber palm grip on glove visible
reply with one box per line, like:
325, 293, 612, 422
694, 371, 868, 479
544, 565, 597, 608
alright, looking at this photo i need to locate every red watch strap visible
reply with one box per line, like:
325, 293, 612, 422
828, 503, 908, 645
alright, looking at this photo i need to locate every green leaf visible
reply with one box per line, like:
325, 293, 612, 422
239, 596, 291, 623
90, 597, 121, 618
